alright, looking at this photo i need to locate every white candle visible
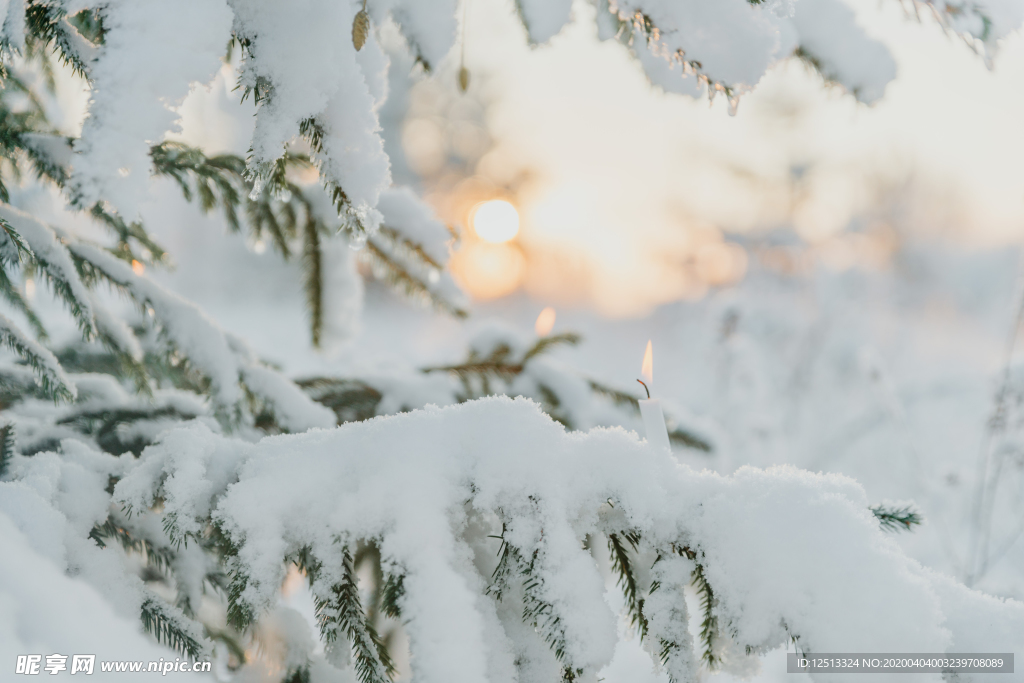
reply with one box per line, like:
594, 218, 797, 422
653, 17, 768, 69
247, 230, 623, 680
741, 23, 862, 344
638, 340, 671, 452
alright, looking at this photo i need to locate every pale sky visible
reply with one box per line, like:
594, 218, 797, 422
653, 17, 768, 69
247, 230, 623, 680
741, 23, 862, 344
159, 0, 1024, 316
451, 0, 1024, 314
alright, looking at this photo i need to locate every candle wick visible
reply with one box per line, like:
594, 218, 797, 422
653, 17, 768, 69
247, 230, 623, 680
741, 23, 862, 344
637, 379, 650, 399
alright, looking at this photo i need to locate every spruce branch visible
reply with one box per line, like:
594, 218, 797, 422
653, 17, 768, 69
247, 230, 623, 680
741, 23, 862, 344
376, 225, 444, 272
672, 545, 718, 670
588, 379, 713, 452
301, 210, 324, 348
0, 422, 15, 478
488, 525, 581, 677
61, 405, 201, 456
691, 561, 717, 669
486, 524, 522, 603
522, 332, 580, 364
90, 518, 176, 575
0, 312, 74, 402
363, 236, 468, 319
608, 531, 648, 640
0, 267, 47, 340
871, 504, 923, 532
24, 0, 96, 80
0, 217, 31, 265
296, 377, 381, 424
204, 525, 255, 633
149, 141, 466, 338
87, 204, 167, 264
305, 546, 396, 683
668, 427, 712, 453
379, 572, 405, 620
140, 594, 206, 659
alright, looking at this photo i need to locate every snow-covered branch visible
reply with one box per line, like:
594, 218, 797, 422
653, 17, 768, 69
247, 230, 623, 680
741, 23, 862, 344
112, 396, 1024, 682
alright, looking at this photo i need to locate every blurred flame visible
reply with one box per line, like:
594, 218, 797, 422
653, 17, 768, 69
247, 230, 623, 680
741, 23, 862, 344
535, 307, 556, 336
449, 242, 525, 299
641, 340, 653, 385
131, 260, 145, 275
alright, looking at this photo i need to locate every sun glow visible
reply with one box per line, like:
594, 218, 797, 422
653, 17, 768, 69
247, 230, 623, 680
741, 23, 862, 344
472, 199, 520, 243
450, 242, 525, 299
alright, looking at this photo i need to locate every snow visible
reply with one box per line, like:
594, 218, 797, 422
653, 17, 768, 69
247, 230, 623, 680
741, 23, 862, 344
0, 204, 95, 336
1, 0, 1023, 679
0, 0, 25, 52
0, 312, 76, 399
230, 0, 391, 233
382, 0, 459, 70
66, 241, 334, 431
791, 0, 897, 103
0, 507, 214, 680
113, 396, 1024, 682
70, 0, 233, 218
516, 0, 574, 44
610, 0, 796, 94
377, 187, 452, 267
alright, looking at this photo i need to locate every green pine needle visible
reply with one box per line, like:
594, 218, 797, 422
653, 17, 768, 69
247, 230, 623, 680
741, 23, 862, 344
871, 504, 923, 532
140, 596, 205, 659
0, 422, 15, 478
608, 531, 648, 640
310, 546, 395, 683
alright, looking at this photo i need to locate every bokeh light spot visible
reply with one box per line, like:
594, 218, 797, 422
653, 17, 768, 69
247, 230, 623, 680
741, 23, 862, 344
535, 307, 556, 336
472, 200, 520, 243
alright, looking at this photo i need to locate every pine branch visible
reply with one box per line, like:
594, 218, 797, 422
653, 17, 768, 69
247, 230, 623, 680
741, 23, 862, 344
0, 312, 74, 402
380, 572, 405, 620
204, 524, 255, 633
691, 561, 717, 669
24, 1, 95, 80
308, 546, 395, 683
0, 217, 31, 265
588, 380, 714, 452
672, 545, 717, 670
364, 237, 468, 318
488, 526, 580, 677
301, 211, 324, 348
0, 267, 47, 340
520, 550, 577, 675
140, 594, 206, 659
522, 332, 580, 364
152, 142, 246, 230
61, 405, 201, 456
30, 250, 96, 339
486, 525, 521, 603
871, 504, 923, 532
668, 427, 712, 453
90, 518, 176, 575
422, 358, 522, 383
376, 225, 444, 271
296, 377, 381, 424
0, 422, 15, 478
587, 379, 643, 410
608, 531, 648, 640
87, 204, 167, 264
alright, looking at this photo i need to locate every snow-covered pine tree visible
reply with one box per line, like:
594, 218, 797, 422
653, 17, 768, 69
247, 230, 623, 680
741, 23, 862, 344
1, 1, 1022, 682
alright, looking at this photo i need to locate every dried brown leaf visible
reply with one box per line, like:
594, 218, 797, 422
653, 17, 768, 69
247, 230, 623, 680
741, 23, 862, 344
352, 10, 369, 51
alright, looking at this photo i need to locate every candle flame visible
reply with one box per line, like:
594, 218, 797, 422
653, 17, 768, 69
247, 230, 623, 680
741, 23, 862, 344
641, 340, 653, 385
535, 307, 556, 336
